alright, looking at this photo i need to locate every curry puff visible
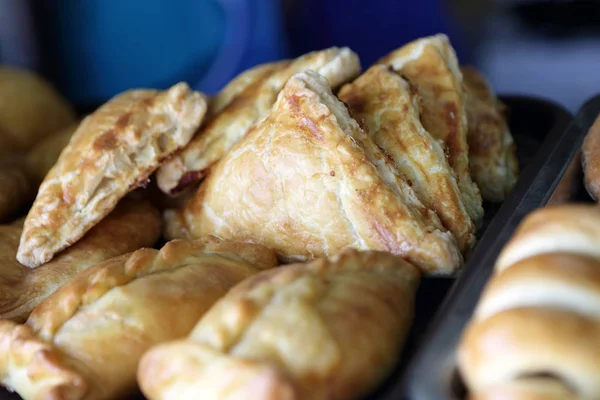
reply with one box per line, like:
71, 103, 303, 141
461, 66, 518, 202
339, 65, 476, 254
0, 238, 277, 400
165, 70, 462, 275
379, 34, 484, 224
156, 47, 361, 195
138, 249, 419, 400
0, 199, 160, 322
17, 83, 207, 268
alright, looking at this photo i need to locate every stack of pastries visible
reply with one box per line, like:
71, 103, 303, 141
0, 34, 518, 400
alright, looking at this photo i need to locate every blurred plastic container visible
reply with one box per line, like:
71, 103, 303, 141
31, 0, 288, 109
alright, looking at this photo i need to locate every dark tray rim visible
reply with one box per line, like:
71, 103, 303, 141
380, 93, 576, 400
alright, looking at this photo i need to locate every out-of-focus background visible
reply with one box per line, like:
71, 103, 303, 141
1, 0, 599, 112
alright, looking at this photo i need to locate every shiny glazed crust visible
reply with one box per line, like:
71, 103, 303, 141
138, 249, 420, 400
458, 204, 600, 399
378, 34, 484, 224
0, 199, 161, 322
165, 70, 462, 275
582, 114, 600, 201
156, 47, 362, 195
461, 66, 518, 202
339, 64, 476, 253
17, 83, 208, 268
0, 237, 277, 400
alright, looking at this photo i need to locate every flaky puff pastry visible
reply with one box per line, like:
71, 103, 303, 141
458, 204, 600, 400
461, 66, 518, 202
156, 47, 361, 195
582, 113, 600, 201
138, 248, 420, 400
24, 122, 79, 184
17, 83, 207, 268
379, 34, 484, 224
0, 199, 160, 322
0, 237, 277, 400
165, 70, 462, 275
0, 67, 76, 152
339, 65, 476, 254
209, 61, 291, 117
0, 165, 31, 223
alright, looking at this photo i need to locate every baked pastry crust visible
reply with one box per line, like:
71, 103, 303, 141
0, 199, 161, 322
24, 122, 79, 184
17, 83, 207, 268
0, 237, 277, 400
138, 248, 420, 400
0, 165, 31, 223
458, 204, 600, 399
582, 113, 600, 201
461, 66, 518, 202
339, 65, 476, 253
165, 70, 462, 275
210, 61, 290, 117
378, 34, 484, 224
156, 47, 361, 195
0, 67, 76, 152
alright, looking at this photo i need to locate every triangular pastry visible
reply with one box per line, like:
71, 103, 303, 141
339, 65, 476, 253
461, 66, 518, 202
0, 199, 161, 322
0, 165, 31, 223
378, 34, 484, 224
0, 66, 76, 152
0, 237, 277, 400
138, 249, 420, 400
165, 70, 462, 275
156, 47, 361, 195
17, 83, 208, 268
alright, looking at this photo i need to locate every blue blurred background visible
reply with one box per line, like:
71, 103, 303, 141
1, 0, 599, 112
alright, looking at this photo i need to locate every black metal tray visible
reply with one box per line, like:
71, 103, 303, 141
0, 95, 575, 400
388, 94, 598, 400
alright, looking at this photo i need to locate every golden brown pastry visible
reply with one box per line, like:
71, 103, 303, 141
165, 70, 462, 275
0, 237, 277, 400
0, 199, 160, 322
17, 83, 208, 268
24, 122, 79, 184
582, 114, 600, 201
0, 165, 31, 223
458, 204, 600, 400
210, 61, 291, 117
378, 34, 484, 224
339, 65, 476, 254
138, 248, 420, 400
0, 67, 76, 152
461, 66, 518, 202
156, 47, 361, 195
